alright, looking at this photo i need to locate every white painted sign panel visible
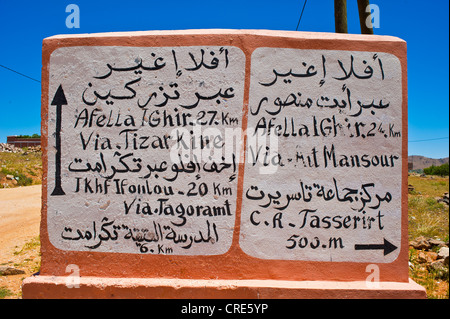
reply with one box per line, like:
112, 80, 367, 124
47, 44, 403, 263
47, 46, 245, 255
240, 48, 402, 263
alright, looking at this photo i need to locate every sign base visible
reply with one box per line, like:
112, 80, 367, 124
22, 276, 426, 299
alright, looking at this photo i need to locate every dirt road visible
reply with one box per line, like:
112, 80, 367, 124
0, 185, 41, 264
0, 185, 41, 298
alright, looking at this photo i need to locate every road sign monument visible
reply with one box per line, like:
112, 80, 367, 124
23, 30, 426, 299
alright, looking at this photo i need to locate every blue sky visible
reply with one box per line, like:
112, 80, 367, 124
0, 0, 448, 158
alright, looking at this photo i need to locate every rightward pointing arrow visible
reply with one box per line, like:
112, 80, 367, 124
50, 84, 67, 196
354, 238, 398, 256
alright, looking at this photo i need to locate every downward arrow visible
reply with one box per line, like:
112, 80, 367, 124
354, 238, 398, 256
50, 85, 67, 196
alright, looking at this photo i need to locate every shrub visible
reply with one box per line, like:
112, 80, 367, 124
16, 134, 40, 138
1, 168, 33, 186
424, 163, 449, 176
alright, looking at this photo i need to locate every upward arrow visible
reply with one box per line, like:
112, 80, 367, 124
50, 85, 67, 196
51, 85, 68, 106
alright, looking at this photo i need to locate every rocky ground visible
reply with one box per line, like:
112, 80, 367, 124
409, 236, 449, 274
408, 175, 449, 298
0, 144, 42, 189
409, 236, 449, 298
0, 143, 41, 154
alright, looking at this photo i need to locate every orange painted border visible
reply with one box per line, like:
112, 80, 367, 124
40, 30, 408, 282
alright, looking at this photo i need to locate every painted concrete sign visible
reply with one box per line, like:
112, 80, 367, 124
47, 46, 245, 255
240, 48, 402, 263
47, 43, 402, 262
38, 30, 409, 284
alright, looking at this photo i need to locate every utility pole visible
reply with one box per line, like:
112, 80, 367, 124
357, 0, 374, 34
334, 0, 348, 33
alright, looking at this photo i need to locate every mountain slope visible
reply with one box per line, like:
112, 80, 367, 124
408, 155, 449, 170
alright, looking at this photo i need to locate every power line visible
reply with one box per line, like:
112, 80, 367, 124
296, 0, 308, 31
0, 64, 41, 83
409, 137, 449, 143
